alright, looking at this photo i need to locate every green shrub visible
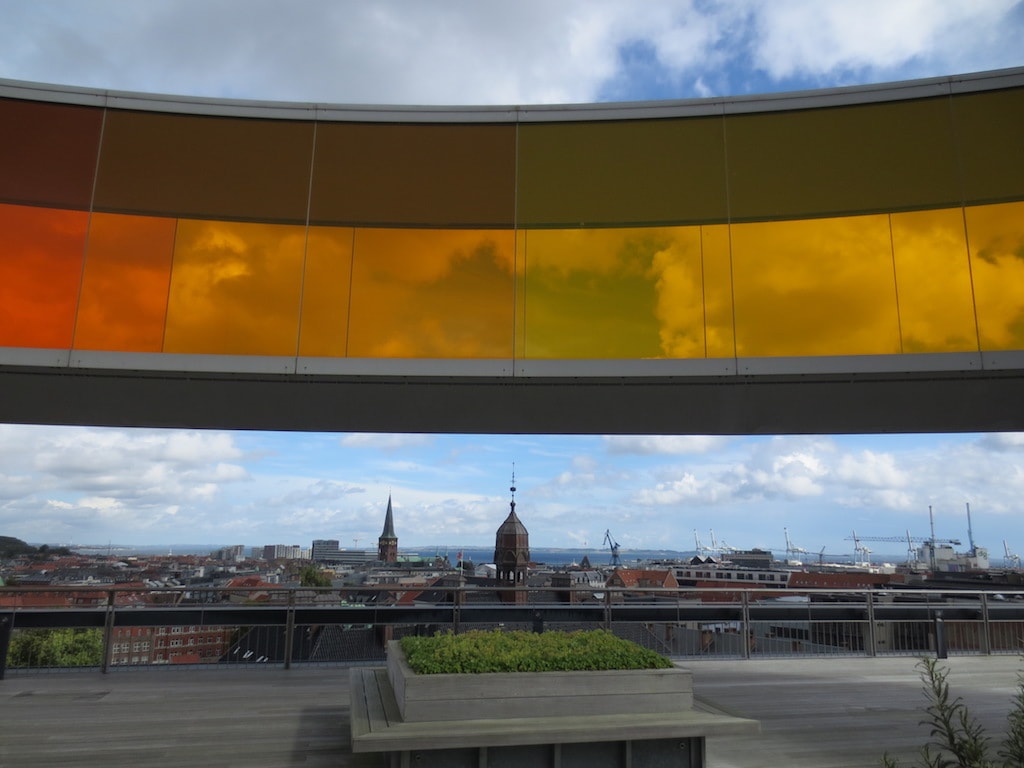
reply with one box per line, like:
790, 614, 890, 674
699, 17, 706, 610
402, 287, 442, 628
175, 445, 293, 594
882, 657, 1024, 768
399, 629, 673, 674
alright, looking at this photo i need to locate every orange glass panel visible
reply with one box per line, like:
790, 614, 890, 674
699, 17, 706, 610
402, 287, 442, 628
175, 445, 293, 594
517, 117, 727, 227
0, 203, 88, 347
731, 214, 900, 356
520, 227, 704, 358
966, 201, 1024, 351
163, 219, 306, 355
0, 98, 102, 209
890, 208, 977, 353
311, 123, 515, 227
74, 213, 176, 352
347, 229, 514, 358
701, 225, 735, 359
952, 87, 1024, 205
726, 97, 958, 221
298, 226, 354, 357
95, 111, 313, 223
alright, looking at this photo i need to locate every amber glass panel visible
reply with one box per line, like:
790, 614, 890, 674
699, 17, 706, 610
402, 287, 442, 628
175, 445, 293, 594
298, 226, 354, 357
163, 219, 306, 355
890, 208, 977, 353
701, 224, 735, 359
0, 99, 102, 209
731, 214, 900, 356
966, 201, 1024, 351
726, 98, 959, 221
952, 87, 1024, 205
311, 123, 515, 227
517, 117, 727, 227
347, 229, 514, 357
95, 111, 313, 223
521, 227, 707, 358
74, 213, 176, 352
0, 203, 88, 347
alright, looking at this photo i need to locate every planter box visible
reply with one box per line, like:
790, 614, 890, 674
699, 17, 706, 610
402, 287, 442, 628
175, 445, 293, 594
386, 639, 693, 722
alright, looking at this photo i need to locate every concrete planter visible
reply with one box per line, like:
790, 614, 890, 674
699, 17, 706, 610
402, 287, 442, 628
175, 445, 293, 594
385, 639, 694, 723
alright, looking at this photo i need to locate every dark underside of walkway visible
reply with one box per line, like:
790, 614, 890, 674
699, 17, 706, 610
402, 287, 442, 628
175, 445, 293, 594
1, 656, 1020, 767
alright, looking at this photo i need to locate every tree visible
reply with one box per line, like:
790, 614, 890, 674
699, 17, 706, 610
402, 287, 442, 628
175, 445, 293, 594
7, 628, 104, 668
299, 566, 332, 588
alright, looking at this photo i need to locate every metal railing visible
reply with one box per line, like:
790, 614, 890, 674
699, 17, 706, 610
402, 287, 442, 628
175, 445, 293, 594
3, 584, 1023, 676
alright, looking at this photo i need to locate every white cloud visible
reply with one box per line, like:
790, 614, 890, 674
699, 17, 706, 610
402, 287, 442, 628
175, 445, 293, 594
340, 434, 433, 450
605, 436, 729, 455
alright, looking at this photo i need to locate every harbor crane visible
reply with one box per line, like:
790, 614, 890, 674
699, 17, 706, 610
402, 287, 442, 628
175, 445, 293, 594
603, 529, 621, 567
1005, 540, 1022, 569
784, 527, 809, 559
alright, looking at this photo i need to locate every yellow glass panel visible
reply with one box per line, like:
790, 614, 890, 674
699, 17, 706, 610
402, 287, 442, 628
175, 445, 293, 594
163, 219, 305, 355
298, 226, 354, 357
521, 227, 706, 358
517, 117, 727, 227
966, 201, 1024, 351
726, 98, 958, 221
731, 214, 900, 356
890, 208, 977, 353
0, 203, 88, 348
952, 87, 1024, 205
701, 224, 735, 359
347, 229, 515, 358
75, 213, 175, 352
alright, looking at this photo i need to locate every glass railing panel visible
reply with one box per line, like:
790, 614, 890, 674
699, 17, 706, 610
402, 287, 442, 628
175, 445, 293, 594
94, 110, 313, 223
0, 98, 101, 209
731, 213, 901, 356
517, 117, 728, 227
725, 97, 959, 221
966, 200, 1024, 351
163, 218, 306, 355
0, 203, 89, 348
890, 207, 978, 353
74, 212, 176, 352
347, 227, 515, 357
311, 122, 515, 227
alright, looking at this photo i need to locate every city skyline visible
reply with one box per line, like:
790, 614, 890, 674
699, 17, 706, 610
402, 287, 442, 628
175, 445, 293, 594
1, 2, 1023, 560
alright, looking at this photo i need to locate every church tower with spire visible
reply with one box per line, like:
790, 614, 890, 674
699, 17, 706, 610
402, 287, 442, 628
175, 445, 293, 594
377, 495, 398, 563
493, 472, 529, 604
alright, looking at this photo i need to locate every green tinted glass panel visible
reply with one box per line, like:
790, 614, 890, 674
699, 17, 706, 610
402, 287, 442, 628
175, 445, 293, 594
726, 98, 959, 221
731, 214, 900, 356
0, 203, 88, 348
517, 117, 727, 227
75, 213, 176, 352
347, 228, 514, 357
890, 208, 977, 353
520, 227, 706, 358
952, 87, 1024, 205
966, 201, 1024, 351
164, 219, 306, 355
311, 123, 515, 227
0, 98, 102, 209
298, 226, 354, 358
95, 111, 313, 223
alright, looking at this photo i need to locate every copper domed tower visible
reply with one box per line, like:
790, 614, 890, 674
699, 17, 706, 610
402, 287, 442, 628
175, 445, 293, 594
493, 473, 529, 604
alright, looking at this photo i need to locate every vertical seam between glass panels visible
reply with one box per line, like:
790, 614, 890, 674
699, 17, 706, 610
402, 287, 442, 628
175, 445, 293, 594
70, 105, 107, 358
887, 214, 905, 355
513, 112, 521, 375
720, 111, 739, 361
295, 120, 318, 364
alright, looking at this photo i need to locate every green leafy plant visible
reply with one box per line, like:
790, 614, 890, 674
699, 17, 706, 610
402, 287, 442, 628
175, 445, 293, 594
882, 657, 1024, 768
399, 629, 673, 675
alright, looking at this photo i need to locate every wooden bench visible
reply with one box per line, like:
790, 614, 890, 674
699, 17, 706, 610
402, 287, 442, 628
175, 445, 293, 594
350, 666, 758, 767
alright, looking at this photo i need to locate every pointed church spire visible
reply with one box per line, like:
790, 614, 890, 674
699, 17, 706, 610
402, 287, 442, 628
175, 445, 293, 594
378, 494, 398, 563
380, 494, 396, 538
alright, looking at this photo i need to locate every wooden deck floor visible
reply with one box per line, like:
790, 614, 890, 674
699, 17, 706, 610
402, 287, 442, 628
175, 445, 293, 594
1, 655, 1021, 767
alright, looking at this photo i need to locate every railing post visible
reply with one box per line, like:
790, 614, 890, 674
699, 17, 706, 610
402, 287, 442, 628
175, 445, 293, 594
283, 589, 296, 670
0, 613, 12, 680
865, 591, 877, 657
980, 592, 991, 655
741, 591, 751, 659
101, 589, 115, 674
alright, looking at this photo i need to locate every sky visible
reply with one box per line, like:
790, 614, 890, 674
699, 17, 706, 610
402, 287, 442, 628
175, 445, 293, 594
2, 1, 1024, 560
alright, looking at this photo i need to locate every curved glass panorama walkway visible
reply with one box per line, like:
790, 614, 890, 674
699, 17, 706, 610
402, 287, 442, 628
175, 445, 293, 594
1, 69, 1023, 434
